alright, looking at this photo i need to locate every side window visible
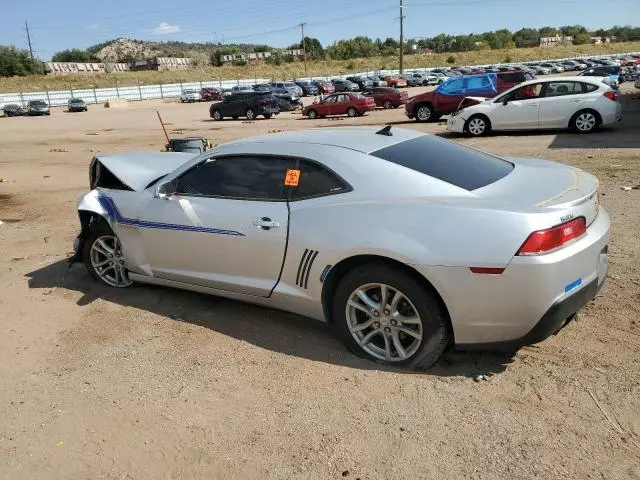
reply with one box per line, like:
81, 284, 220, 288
289, 160, 349, 200
437, 78, 464, 94
545, 82, 583, 97
502, 83, 543, 101
175, 156, 294, 201
583, 83, 599, 93
337, 94, 349, 103
324, 95, 337, 104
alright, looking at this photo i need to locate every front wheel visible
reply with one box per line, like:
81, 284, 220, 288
347, 107, 358, 117
212, 109, 223, 121
245, 108, 255, 120
263, 113, 272, 119
82, 228, 133, 288
333, 264, 451, 369
465, 115, 491, 137
383, 100, 393, 109
415, 103, 434, 122
307, 109, 318, 119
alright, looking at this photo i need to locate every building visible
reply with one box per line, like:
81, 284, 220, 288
591, 36, 613, 45
540, 36, 574, 47
130, 57, 192, 71
44, 62, 130, 75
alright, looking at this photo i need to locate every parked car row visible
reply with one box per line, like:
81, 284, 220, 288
2, 98, 89, 117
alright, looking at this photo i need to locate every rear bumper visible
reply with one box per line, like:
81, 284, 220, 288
458, 276, 604, 351
602, 104, 623, 125
414, 207, 610, 347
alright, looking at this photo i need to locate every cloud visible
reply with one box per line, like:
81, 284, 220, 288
152, 22, 180, 35
86, 23, 99, 30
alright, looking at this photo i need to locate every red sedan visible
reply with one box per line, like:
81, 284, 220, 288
312, 80, 335, 94
362, 87, 408, 108
200, 87, 224, 101
302, 92, 376, 119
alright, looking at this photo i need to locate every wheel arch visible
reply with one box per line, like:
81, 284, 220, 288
320, 254, 452, 334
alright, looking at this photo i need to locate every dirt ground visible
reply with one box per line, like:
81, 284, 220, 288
1, 84, 639, 480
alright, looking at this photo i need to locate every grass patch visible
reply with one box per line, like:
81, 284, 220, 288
1, 41, 639, 94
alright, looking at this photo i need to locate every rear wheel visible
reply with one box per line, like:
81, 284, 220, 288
347, 107, 358, 117
82, 228, 133, 288
307, 109, 318, 119
212, 109, 223, 121
415, 103, 434, 122
263, 113, 272, 119
383, 100, 393, 109
333, 264, 451, 369
465, 114, 491, 137
571, 110, 599, 134
245, 108, 256, 120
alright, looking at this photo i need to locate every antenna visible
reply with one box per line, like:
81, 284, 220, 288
376, 126, 393, 136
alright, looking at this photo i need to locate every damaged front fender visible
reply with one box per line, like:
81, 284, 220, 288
69, 190, 113, 265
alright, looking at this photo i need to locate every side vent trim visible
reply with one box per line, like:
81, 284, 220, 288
296, 249, 319, 288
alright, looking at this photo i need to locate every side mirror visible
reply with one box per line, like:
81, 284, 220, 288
502, 100, 509, 106
155, 181, 175, 199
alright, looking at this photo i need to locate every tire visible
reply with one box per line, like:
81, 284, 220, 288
383, 100, 393, 109
465, 114, 491, 137
82, 227, 133, 288
571, 109, 600, 134
212, 109, 223, 121
415, 103, 434, 122
245, 108, 255, 120
333, 264, 451, 369
347, 107, 358, 117
422, 80, 429, 86
263, 113, 272, 119
307, 109, 318, 119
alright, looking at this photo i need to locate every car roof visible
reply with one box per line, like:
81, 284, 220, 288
221, 127, 424, 154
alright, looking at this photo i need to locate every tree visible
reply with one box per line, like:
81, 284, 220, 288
573, 32, 592, 45
0, 45, 43, 76
52, 48, 99, 63
538, 26, 558, 37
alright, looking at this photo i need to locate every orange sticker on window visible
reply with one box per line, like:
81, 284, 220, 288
284, 169, 301, 187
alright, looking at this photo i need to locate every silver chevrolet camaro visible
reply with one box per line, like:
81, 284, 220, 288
71, 127, 609, 369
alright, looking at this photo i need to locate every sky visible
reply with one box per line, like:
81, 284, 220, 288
3, 0, 639, 60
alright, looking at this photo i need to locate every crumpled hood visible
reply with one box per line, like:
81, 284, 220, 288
91, 151, 195, 191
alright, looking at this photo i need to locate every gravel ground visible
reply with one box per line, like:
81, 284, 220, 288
1, 84, 639, 480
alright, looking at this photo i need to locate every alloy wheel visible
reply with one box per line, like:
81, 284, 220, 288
346, 283, 423, 362
90, 235, 133, 288
246, 109, 255, 120
416, 106, 431, 121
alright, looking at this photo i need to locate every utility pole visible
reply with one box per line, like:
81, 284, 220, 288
399, 0, 404, 74
24, 20, 34, 59
299, 23, 308, 76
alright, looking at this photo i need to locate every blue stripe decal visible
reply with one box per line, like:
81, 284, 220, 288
564, 278, 582, 293
97, 195, 245, 237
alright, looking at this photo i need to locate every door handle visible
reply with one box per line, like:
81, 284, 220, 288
527, 104, 539, 107
253, 217, 280, 230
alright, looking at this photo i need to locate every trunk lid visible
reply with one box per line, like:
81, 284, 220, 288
476, 157, 600, 225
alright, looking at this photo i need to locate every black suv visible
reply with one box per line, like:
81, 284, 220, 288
209, 92, 280, 121
579, 65, 623, 82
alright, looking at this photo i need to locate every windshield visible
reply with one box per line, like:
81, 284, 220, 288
30, 101, 46, 106
370, 135, 513, 191
70, 98, 83, 103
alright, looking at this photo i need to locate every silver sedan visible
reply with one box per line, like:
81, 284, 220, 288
71, 127, 609, 369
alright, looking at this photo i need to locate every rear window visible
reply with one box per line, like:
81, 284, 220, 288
370, 135, 514, 191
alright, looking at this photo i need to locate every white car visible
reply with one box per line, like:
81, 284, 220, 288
180, 89, 201, 103
447, 76, 622, 136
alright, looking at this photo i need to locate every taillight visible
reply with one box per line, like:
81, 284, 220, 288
517, 217, 586, 256
603, 91, 618, 101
